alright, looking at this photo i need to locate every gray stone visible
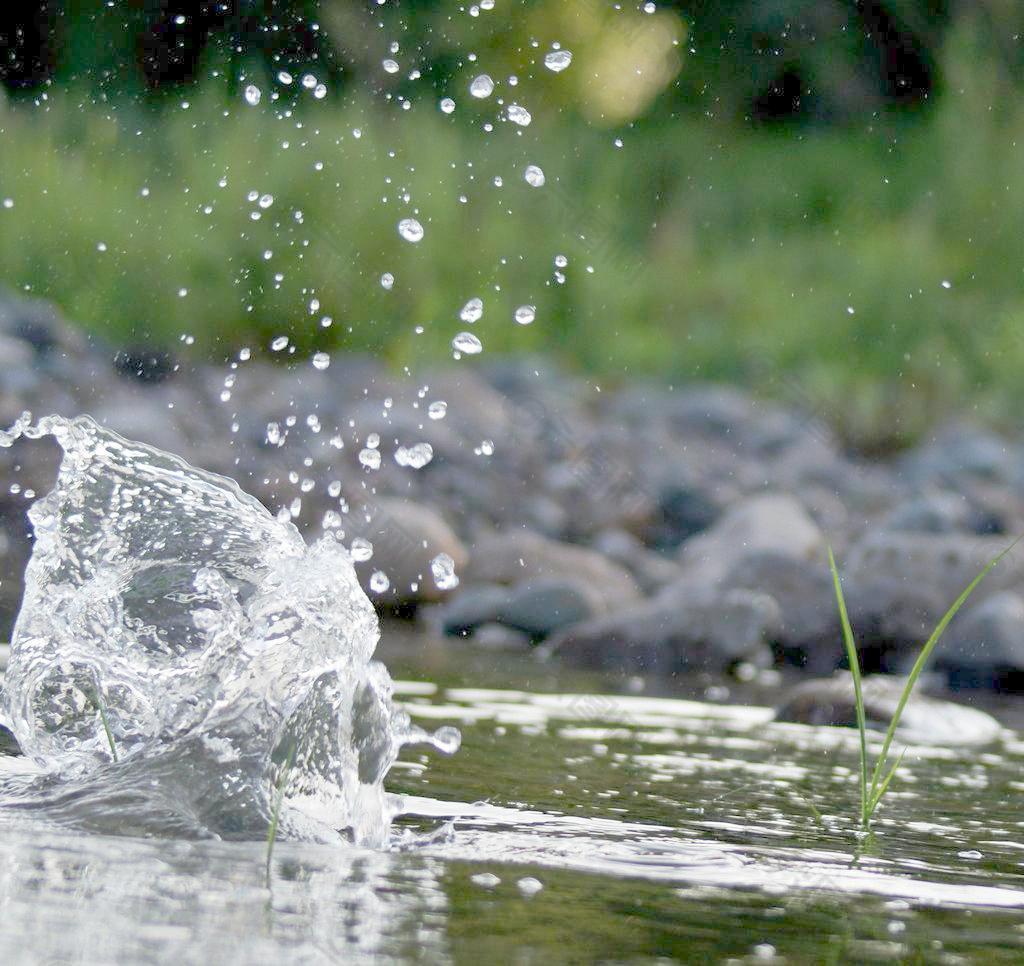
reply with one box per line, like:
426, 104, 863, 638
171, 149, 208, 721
592, 529, 684, 594
438, 584, 512, 636
841, 531, 1019, 646
497, 578, 598, 639
465, 529, 641, 612
934, 591, 1024, 680
676, 492, 825, 587
774, 673, 1002, 746
548, 585, 779, 674
723, 551, 842, 672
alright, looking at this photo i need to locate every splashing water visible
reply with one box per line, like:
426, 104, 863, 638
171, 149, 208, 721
0, 414, 459, 846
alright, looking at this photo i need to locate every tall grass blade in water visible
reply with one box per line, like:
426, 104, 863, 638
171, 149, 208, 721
266, 745, 295, 874
829, 542, 1017, 832
91, 689, 118, 763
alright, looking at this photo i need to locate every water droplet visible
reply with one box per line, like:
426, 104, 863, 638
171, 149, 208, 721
301, 73, 317, 89
524, 165, 545, 187
544, 50, 573, 72
398, 218, 424, 243
471, 873, 501, 888
452, 332, 483, 355
359, 448, 382, 470
517, 877, 544, 897
277, 71, 293, 85
1, 199, 12, 209
555, 254, 568, 268
369, 571, 390, 593
271, 336, 289, 352
478, 439, 494, 455
428, 401, 447, 420
258, 193, 274, 209
243, 85, 261, 106
398, 442, 433, 469
382, 59, 400, 74
460, 297, 484, 323
313, 83, 327, 99
381, 272, 395, 290
470, 75, 494, 98
506, 104, 531, 126
941, 279, 952, 289
312, 352, 330, 370
350, 538, 373, 562
431, 553, 460, 590
440, 97, 456, 114
514, 305, 536, 325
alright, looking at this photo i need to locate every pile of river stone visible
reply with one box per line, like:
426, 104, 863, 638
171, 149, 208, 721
1, 291, 1024, 700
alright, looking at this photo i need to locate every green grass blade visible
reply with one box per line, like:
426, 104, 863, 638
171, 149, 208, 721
867, 540, 1018, 807
266, 744, 295, 874
92, 689, 118, 762
868, 748, 906, 816
828, 547, 869, 828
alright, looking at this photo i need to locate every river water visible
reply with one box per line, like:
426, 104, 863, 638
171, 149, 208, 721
3, 633, 1024, 964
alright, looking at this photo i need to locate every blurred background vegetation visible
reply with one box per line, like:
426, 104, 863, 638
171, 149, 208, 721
2, 1, 1024, 447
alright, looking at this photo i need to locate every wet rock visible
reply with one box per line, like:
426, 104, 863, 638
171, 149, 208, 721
723, 551, 842, 672
438, 584, 512, 636
438, 577, 600, 641
471, 622, 532, 650
901, 422, 1018, 488
934, 591, 1024, 689
841, 531, 1018, 649
465, 529, 640, 612
882, 490, 1006, 536
774, 673, 1002, 746
0, 722, 22, 757
113, 348, 178, 384
353, 497, 467, 605
676, 493, 825, 587
548, 586, 779, 674
592, 529, 684, 594
0, 291, 93, 359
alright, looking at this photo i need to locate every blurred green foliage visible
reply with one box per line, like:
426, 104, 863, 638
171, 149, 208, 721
1, 4, 1024, 446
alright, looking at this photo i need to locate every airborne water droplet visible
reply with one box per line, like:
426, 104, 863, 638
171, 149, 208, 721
359, 448, 382, 470
452, 332, 483, 355
382, 59, 400, 74
244, 84, 261, 105
460, 297, 484, 323
470, 75, 494, 98
381, 272, 395, 290
369, 571, 390, 594
350, 538, 374, 562
430, 553, 460, 590
428, 401, 447, 420
312, 352, 330, 370
271, 336, 289, 352
398, 218, 424, 243
514, 305, 536, 325
524, 165, 545, 187
506, 104, 532, 127
544, 50, 573, 72
440, 97, 456, 114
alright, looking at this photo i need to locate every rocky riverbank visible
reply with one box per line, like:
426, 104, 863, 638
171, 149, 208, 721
1, 291, 1023, 700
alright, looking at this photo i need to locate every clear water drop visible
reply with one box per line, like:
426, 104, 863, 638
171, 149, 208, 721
277, 71, 293, 85
358, 448, 382, 470
382, 59, 400, 74
244, 84, 261, 106
270, 336, 289, 352
469, 75, 494, 98
398, 218, 424, 243
440, 97, 456, 114
369, 571, 390, 594
514, 305, 536, 325
431, 553, 460, 590
452, 332, 483, 355
460, 297, 484, 323
312, 352, 330, 371
506, 104, 532, 126
350, 538, 374, 562
544, 50, 573, 73
381, 272, 395, 290
524, 165, 546, 187
428, 401, 447, 420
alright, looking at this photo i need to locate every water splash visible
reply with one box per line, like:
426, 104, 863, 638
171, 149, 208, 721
0, 414, 459, 846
